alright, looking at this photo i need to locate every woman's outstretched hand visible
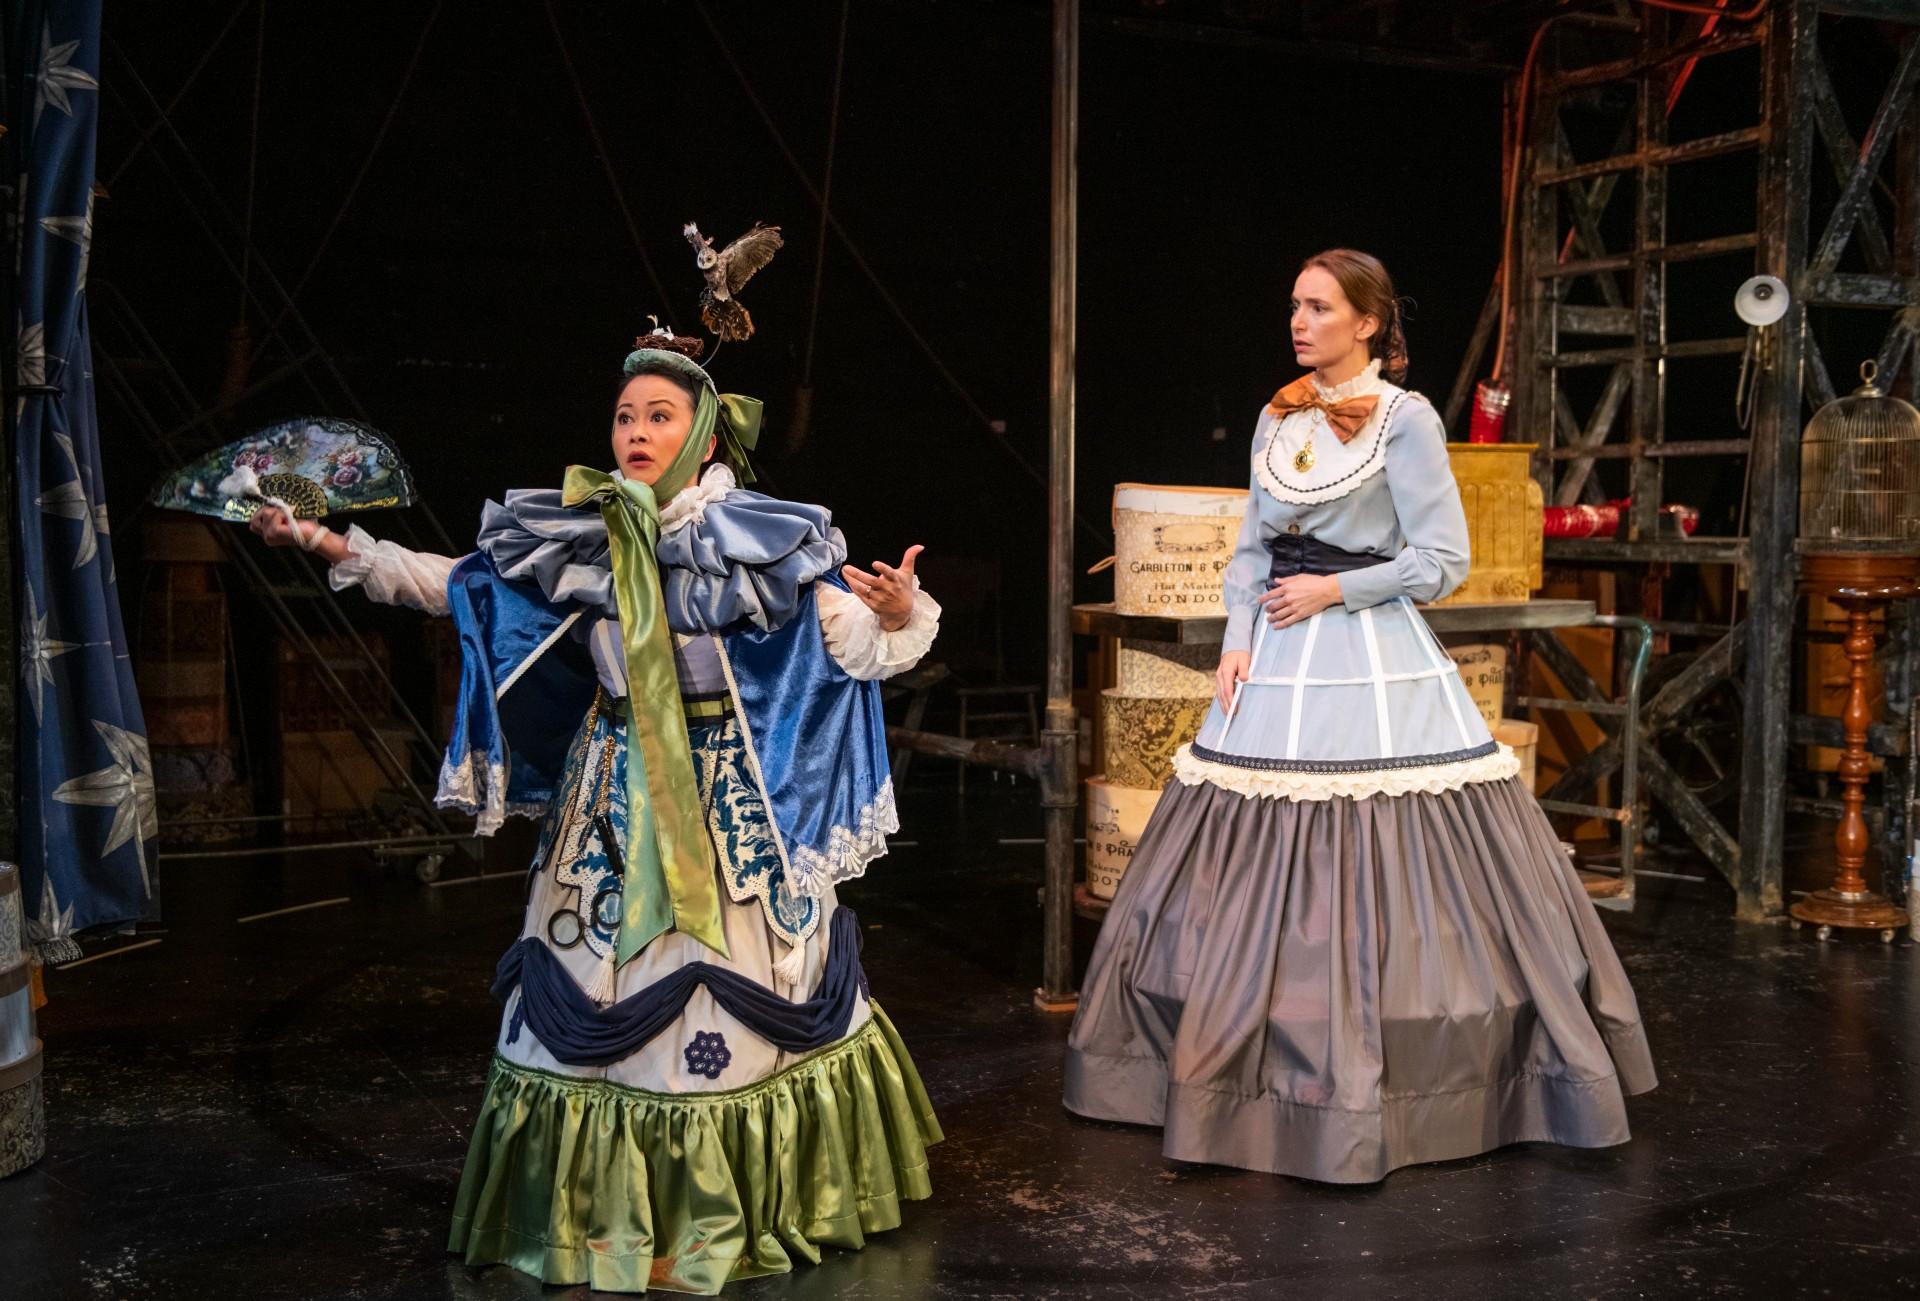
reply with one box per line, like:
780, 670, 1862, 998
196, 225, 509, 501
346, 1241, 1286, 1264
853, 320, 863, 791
841, 544, 924, 632
249, 504, 350, 565
1215, 650, 1251, 713
1262, 573, 1343, 629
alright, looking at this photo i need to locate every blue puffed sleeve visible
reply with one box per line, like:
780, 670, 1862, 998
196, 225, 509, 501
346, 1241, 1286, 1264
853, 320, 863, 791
439, 552, 598, 834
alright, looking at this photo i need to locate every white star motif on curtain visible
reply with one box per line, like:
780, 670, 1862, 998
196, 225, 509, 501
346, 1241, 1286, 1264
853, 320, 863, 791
18, 320, 47, 387
36, 478, 96, 567
21, 580, 79, 725
38, 430, 100, 568
32, 874, 77, 948
96, 500, 114, 581
40, 192, 93, 293
53, 720, 158, 892
35, 24, 98, 123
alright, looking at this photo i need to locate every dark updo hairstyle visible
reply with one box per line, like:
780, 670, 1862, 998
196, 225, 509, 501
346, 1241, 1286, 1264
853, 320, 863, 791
1300, 248, 1409, 384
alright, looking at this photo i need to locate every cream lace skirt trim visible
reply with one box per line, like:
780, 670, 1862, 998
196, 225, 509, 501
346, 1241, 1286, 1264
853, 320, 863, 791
1172, 741, 1521, 802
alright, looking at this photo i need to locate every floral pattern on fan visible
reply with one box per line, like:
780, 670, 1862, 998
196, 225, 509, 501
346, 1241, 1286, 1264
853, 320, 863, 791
148, 416, 414, 521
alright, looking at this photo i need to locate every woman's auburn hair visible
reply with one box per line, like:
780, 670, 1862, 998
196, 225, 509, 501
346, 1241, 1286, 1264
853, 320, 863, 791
1300, 248, 1409, 384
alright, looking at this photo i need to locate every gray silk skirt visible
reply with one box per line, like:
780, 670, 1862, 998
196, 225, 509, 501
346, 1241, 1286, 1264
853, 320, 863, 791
1062, 773, 1657, 1184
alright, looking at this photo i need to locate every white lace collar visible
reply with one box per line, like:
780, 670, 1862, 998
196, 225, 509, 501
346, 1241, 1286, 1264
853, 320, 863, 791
1253, 375, 1408, 508
1312, 358, 1384, 402
660, 462, 737, 533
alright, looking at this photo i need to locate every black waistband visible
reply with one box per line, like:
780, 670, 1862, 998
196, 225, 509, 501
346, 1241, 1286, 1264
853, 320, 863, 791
1268, 533, 1386, 580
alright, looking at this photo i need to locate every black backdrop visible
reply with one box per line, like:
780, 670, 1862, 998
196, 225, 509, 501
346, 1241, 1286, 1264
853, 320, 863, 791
98, 1, 1508, 682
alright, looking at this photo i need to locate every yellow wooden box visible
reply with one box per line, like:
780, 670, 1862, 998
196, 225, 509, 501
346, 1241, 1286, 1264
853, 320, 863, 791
1433, 443, 1544, 605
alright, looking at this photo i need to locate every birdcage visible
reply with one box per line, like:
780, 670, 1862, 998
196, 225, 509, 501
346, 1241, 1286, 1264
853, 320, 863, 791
1799, 360, 1920, 544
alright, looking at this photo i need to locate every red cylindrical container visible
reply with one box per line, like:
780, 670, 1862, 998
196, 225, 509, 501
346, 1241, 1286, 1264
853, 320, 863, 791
1468, 380, 1510, 443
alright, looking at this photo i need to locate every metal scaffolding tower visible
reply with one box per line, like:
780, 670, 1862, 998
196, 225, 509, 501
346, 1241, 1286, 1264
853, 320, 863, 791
1505, 0, 1920, 920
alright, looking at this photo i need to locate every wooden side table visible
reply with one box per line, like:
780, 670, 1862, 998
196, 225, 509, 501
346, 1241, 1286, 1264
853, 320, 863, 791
1794, 552, 1917, 942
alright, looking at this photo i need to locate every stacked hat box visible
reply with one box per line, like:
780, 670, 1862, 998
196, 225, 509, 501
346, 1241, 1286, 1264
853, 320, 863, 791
0, 864, 45, 1178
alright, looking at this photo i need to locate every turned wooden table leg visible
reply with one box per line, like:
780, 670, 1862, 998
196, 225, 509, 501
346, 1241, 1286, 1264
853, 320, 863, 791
1790, 567, 1914, 942
1830, 597, 1877, 901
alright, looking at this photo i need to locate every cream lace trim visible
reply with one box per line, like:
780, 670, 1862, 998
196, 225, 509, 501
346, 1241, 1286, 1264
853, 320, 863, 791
1172, 741, 1521, 802
1313, 357, 1384, 401
660, 462, 737, 534
784, 780, 901, 899
437, 750, 544, 836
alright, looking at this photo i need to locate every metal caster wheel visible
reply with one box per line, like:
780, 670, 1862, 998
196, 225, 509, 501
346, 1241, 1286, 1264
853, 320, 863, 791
1881, 929, 1897, 944
415, 854, 445, 884
1789, 918, 1802, 930
1816, 925, 1834, 943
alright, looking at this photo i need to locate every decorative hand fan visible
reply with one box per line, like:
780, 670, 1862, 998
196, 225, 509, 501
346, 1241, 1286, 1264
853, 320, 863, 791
149, 416, 415, 521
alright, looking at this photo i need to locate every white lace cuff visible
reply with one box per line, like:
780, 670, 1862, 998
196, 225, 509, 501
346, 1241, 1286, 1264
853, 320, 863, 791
329, 524, 458, 616
817, 579, 941, 681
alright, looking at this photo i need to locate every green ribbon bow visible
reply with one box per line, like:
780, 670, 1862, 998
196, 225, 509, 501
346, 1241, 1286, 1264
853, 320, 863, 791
714, 392, 763, 486
562, 378, 733, 964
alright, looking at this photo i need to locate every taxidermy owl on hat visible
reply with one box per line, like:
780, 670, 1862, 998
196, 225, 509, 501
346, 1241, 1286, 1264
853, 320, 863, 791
683, 220, 784, 342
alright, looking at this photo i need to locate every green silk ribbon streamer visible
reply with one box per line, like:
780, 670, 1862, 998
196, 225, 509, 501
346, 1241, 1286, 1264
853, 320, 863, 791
562, 384, 729, 962
714, 392, 763, 485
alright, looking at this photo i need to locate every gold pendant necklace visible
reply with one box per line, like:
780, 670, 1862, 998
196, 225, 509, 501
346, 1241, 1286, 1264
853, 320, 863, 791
1292, 405, 1335, 474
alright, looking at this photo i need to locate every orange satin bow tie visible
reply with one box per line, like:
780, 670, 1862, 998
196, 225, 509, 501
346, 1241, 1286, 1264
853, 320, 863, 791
1267, 375, 1379, 443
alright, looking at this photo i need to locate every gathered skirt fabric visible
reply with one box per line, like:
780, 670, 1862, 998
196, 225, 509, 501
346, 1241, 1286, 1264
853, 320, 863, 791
1063, 774, 1657, 1184
450, 698, 940, 1292
451, 1007, 940, 1295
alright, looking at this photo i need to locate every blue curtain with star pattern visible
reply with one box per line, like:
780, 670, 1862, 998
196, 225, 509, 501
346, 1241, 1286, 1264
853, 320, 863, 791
8, 0, 155, 960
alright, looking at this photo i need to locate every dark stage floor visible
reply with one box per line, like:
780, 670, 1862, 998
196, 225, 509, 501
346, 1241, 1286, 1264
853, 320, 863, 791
4, 780, 1918, 1300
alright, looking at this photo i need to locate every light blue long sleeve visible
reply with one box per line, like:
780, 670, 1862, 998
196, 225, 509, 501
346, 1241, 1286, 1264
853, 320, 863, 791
1334, 400, 1470, 610
1220, 466, 1269, 655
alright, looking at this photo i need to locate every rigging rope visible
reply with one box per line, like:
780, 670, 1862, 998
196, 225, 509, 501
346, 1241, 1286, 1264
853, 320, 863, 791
255, 0, 447, 356
106, 0, 256, 190
544, 0, 679, 325
238, 0, 266, 325
690, 0, 1107, 547
801, 0, 851, 388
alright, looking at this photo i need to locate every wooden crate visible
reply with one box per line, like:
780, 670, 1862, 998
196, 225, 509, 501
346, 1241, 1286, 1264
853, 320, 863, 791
1433, 444, 1543, 605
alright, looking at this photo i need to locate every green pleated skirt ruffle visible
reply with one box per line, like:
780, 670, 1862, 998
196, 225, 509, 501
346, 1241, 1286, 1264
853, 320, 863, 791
447, 1005, 942, 1294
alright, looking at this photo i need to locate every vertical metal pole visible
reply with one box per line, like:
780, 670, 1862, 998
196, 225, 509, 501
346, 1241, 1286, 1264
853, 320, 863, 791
1516, 63, 1560, 480
1628, 12, 1668, 545
1619, 618, 1650, 901
1740, 0, 1814, 922
1036, 0, 1081, 1013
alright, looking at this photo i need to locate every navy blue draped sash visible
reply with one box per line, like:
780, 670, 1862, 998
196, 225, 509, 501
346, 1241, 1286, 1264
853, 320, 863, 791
494, 906, 869, 1066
